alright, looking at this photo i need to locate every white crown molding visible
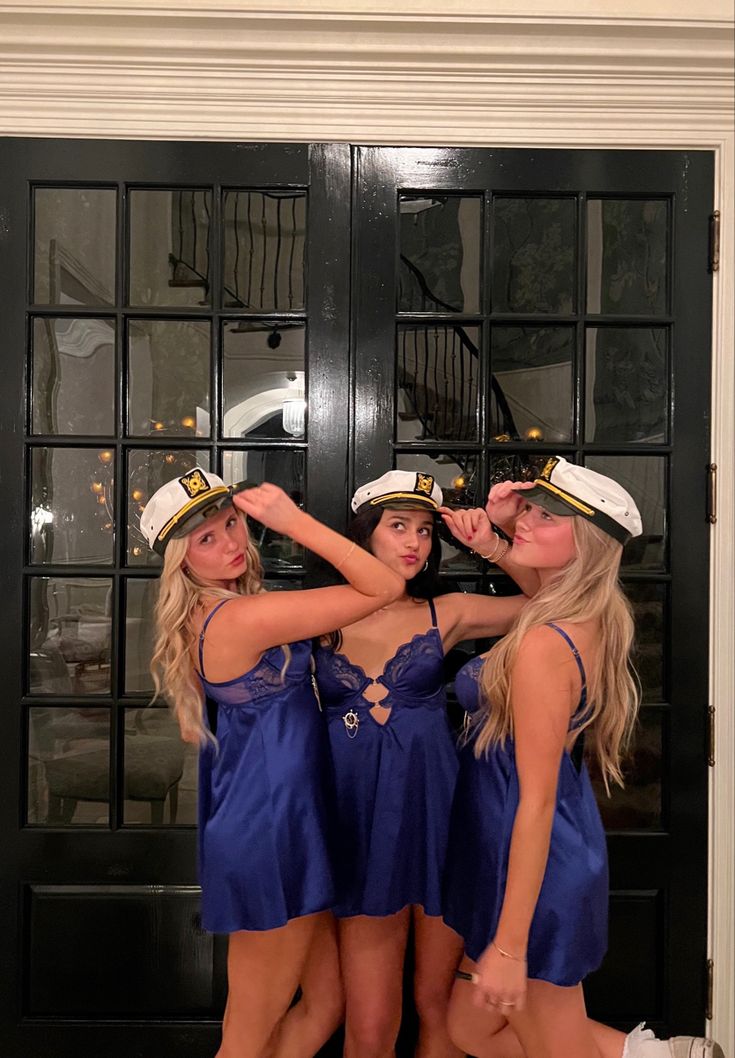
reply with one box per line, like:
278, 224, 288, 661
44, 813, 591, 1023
0, 3, 732, 141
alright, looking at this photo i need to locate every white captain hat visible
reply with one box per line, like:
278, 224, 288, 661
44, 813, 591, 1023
139, 467, 252, 555
351, 470, 443, 514
523, 456, 643, 544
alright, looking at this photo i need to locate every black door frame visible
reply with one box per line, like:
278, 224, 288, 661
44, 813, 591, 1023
0, 138, 714, 1055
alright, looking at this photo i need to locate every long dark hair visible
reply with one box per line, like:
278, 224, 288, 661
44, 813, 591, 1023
322, 504, 444, 651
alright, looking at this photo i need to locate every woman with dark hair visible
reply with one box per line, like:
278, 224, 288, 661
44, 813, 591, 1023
313, 470, 538, 1058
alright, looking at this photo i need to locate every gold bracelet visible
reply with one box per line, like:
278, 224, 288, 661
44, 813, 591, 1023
474, 532, 503, 562
492, 940, 527, 963
334, 541, 356, 571
491, 538, 510, 564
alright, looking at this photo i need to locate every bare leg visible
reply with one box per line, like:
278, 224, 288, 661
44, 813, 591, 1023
339, 908, 412, 1058
412, 908, 464, 1058
269, 912, 344, 1058
506, 978, 603, 1058
447, 956, 626, 1058
216, 911, 323, 1058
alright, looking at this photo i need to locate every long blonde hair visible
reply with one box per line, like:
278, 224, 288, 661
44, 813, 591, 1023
150, 514, 264, 742
474, 517, 639, 790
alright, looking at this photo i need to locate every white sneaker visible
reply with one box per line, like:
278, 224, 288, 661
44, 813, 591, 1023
667, 1039, 725, 1058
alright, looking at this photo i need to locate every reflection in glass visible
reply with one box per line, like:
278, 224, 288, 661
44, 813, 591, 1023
126, 449, 210, 566
30, 448, 114, 566
586, 328, 668, 444
395, 452, 482, 572
29, 578, 112, 695
223, 190, 306, 311
586, 455, 666, 571
125, 580, 157, 693
398, 196, 481, 313
33, 188, 116, 306
28, 706, 111, 825
128, 319, 211, 437
124, 708, 196, 826
626, 581, 666, 702
493, 198, 576, 314
491, 327, 574, 443
488, 451, 554, 488
222, 449, 305, 571
587, 199, 668, 316
129, 189, 212, 307
223, 322, 306, 439
396, 326, 480, 443
592, 708, 663, 831
32, 317, 115, 435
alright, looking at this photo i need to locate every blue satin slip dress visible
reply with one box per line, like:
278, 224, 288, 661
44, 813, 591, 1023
314, 598, 459, 918
442, 623, 608, 986
197, 599, 336, 933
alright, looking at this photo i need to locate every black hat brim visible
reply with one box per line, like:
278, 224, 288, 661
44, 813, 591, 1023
156, 480, 257, 553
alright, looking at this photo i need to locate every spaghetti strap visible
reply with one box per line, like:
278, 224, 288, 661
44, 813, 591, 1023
427, 597, 438, 628
199, 599, 233, 677
546, 622, 587, 691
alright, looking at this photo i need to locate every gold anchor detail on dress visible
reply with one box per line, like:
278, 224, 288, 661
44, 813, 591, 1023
342, 709, 360, 738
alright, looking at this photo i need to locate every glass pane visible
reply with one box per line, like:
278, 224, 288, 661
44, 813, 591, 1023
128, 319, 211, 438
626, 581, 666, 702
30, 448, 115, 566
587, 199, 668, 316
488, 451, 554, 487
28, 706, 111, 826
31, 317, 115, 435
129, 189, 212, 307
125, 579, 157, 693
33, 188, 116, 306
221, 449, 305, 571
395, 452, 482, 572
592, 709, 663, 831
123, 708, 197, 826
493, 197, 576, 314
397, 325, 479, 443
586, 328, 668, 443
127, 449, 211, 567
29, 578, 112, 695
491, 326, 574, 443
585, 455, 666, 571
222, 321, 306, 439
398, 196, 481, 313
223, 190, 306, 311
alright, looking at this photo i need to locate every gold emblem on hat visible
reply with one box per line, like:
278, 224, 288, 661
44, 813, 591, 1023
539, 457, 559, 482
180, 470, 210, 498
416, 474, 435, 496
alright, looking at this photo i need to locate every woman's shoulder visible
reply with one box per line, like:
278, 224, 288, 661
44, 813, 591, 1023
516, 620, 599, 671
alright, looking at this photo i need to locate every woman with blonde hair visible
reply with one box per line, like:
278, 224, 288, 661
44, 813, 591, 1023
140, 468, 404, 1058
441, 457, 722, 1058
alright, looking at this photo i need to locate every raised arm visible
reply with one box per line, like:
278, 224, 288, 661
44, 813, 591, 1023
472, 627, 577, 1011
212, 484, 404, 655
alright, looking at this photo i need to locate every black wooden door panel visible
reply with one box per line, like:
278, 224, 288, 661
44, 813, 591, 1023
0, 138, 350, 1058
352, 145, 713, 1036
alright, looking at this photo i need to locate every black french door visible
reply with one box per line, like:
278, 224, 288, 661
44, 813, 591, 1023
0, 139, 713, 1057
0, 139, 352, 1058
352, 146, 714, 1036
